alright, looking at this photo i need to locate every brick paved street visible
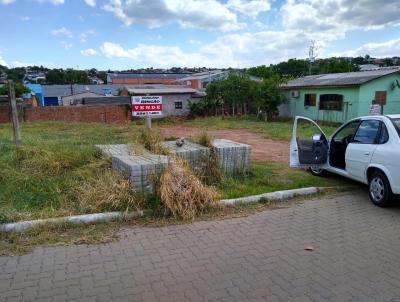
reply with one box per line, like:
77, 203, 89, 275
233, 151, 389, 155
2, 192, 400, 302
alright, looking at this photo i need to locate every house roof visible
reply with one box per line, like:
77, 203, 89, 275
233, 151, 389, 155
125, 85, 197, 95
282, 67, 400, 89
42, 84, 125, 97
108, 73, 192, 80
177, 70, 228, 81
61, 91, 105, 99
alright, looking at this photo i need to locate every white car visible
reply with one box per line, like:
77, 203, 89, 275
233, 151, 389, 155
290, 115, 400, 207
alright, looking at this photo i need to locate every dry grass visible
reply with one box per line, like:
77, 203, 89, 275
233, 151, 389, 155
195, 131, 213, 148
159, 159, 219, 220
139, 129, 169, 155
0, 221, 120, 256
75, 168, 142, 213
193, 132, 223, 184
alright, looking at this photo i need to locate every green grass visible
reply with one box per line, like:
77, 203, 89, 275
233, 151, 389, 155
0, 121, 143, 222
181, 116, 339, 141
0, 118, 349, 224
217, 162, 356, 199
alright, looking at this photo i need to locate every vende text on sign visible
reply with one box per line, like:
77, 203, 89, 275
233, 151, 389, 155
132, 96, 163, 116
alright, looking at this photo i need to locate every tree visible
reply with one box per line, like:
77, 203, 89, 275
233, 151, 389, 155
0, 83, 30, 97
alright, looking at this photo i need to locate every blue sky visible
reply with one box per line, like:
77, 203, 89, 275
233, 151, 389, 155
0, 0, 399, 70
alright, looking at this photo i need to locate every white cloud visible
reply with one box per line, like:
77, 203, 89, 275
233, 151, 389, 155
61, 41, 73, 50
19, 16, 31, 21
0, 0, 15, 4
79, 30, 95, 43
80, 48, 99, 56
333, 38, 400, 58
51, 27, 73, 38
280, 0, 400, 40
226, 0, 271, 18
84, 0, 96, 7
99, 28, 317, 68
102, 0, 245, 31
11, 61, 35, 67
189, 40, 202, 45
0, 55, 8, 67
34, 0, 64, 4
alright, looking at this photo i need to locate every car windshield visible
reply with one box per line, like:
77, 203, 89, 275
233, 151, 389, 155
392, 118, 400, 137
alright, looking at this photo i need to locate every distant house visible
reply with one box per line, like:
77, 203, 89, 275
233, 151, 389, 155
175, 70, 229, 90
359, 64, 380, 71
121, 85, 203, 116
61, 92, 106, 106
282, 67, 400, 123
107, 73, 192, 85
25, 84, 44, 106
41, 84, 125, 106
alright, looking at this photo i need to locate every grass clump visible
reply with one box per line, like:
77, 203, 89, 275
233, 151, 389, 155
159, 159, 218, 220
139, 129, 169, 155
75, 168, 142, 213
193, 132, 223, 185
196, 131, 213, 147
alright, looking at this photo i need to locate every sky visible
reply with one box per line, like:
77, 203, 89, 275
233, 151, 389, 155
0, 0, 399, 70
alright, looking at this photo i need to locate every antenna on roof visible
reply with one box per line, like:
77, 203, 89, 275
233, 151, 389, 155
308, 40, 318, 75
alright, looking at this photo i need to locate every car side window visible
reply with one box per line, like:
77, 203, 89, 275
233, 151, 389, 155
378, 122, 389, 144
352, 120, 380, 144
333, 120, 360, 142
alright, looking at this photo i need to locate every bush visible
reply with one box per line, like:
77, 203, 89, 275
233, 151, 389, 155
75, 169, 142, 213
159, 159, 218, 220
139, 129, 169, 155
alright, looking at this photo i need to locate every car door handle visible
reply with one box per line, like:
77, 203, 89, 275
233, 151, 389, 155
364, 152, 370, 156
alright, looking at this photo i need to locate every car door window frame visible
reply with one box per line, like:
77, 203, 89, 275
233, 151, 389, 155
332, 120, 360, 143
377, 121, 389, 145
351, 119, 381, 145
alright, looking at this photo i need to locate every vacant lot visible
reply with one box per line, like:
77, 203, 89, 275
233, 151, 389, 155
0, 118, 347, 223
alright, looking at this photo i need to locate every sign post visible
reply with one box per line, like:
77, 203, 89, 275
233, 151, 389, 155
131, 95, 163, 130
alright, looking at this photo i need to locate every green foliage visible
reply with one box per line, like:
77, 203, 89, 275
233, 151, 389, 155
0, 83, 30, 97
248, 58, 359, 79
5, 67, 25, 82
191, 73, 285, 118
46, 69, 90, 84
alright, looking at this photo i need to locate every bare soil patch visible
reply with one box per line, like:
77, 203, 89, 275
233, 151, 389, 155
157, 125, 289, 162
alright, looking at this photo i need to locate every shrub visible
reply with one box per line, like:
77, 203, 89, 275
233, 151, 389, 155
194, 132, 223, 184
139, 129, 169, 155
75, 168, 142, 213
159, 159, 218, 220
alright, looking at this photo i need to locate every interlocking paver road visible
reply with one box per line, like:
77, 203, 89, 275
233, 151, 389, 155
2, 193, 400, 302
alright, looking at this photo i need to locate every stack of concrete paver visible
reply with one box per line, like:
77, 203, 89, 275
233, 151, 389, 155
95, 144, 169, 192
162, 141, 209, 168
95, 139, 251, 193
212, 139, 251, 175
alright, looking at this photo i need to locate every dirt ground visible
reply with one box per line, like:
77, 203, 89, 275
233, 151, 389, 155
157, 125, 289, 163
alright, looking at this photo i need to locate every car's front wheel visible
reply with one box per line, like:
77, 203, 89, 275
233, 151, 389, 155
368, 171, 393, 207
309, 166, 327, 177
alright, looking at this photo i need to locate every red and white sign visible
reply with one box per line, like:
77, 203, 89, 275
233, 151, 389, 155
132, 96, 163, 116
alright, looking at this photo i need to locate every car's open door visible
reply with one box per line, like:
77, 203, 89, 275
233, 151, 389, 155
290, 116, 329, 168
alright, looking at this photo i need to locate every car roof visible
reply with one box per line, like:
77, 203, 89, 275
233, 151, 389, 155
386, 114, 400, 119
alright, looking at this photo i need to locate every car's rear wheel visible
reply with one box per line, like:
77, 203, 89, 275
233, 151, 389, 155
309, 166, 327, 177
368, 171, 393, 207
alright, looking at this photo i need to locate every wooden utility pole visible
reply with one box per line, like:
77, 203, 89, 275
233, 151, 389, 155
8, 80, 22, 148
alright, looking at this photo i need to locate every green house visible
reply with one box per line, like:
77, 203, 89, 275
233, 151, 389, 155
282, 67, 400, 123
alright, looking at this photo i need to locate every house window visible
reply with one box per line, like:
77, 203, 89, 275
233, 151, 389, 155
319, 94, 343, 111
175, 101, 183, 109
304, 94, 316, 107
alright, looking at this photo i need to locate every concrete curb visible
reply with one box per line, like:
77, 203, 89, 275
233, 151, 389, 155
0, 211, 144, 233
221, 187, 320, 206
